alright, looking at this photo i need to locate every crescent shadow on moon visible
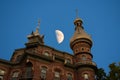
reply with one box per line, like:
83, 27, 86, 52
55, 30, 64, 44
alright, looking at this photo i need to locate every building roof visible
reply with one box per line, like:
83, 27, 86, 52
70, 18, 92, 45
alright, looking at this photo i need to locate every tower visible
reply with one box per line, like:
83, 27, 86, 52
25, 20, 44, 48
70, 17, 97, 80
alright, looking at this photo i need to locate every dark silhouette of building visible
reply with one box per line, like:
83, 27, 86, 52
0, 17, 97, 80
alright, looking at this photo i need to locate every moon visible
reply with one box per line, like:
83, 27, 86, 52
55, 30, 64, 44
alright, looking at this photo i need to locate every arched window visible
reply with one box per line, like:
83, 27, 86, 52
43, 51, 49, 56
16, 55, 22, 62
41, 66, 47, 80
82, 55, 86, 60
66, 59, 71, 64
67, 73, 72, 80
84, 73, 89, 80
81, 47, 84, 51
11, 71, 19, 80
25, 62, 33, 79
0, 69, 5, 80
54, 71, 60, 80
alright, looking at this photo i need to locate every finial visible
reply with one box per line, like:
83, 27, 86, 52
76, 9, 79, 18
37, 19, 40, 29
74, 9, 83, 26
35, 19, 40, 35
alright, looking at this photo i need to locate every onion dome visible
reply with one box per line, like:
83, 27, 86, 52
70, 18, 92, 49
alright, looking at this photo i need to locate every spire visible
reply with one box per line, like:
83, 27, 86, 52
76, 9, 79, 18
34, 19, 40, 35
74, 9, 83, 27
38, 19, 40, 28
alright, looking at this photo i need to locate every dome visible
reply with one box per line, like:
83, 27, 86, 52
70, 27, 92, 43
70, 18, 92, 48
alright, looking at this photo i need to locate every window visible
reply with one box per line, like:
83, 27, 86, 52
44, 51, 49, 56
11, 71, 19, 80
66, 59, 71, 64
25, 62, 33, 78
16, 55, 22, 62
41, 66, 47, 80
87, 49, 90, 52
75, 49, 78, 53
84, 73, 89, 80
54, 71, 60, 80
82, 55, 86, 60
77, 22, 81, 26
0, 69, 5, 80
81, 48, 84, 51
67, 73, 72, 80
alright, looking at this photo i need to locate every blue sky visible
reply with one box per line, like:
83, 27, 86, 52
0, 0, 120, 73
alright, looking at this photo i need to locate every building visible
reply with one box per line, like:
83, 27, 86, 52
0, 17, 97, 80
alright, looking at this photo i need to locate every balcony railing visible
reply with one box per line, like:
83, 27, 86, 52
75, 60, 97, 66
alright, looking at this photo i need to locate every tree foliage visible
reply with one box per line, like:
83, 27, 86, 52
96, 68, 107, 80
108, 63, 120, 80
96, 62, 120, 80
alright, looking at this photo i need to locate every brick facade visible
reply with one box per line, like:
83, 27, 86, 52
0, 18, 97, 80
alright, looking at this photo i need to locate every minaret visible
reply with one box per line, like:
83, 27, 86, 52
70, 17, 97, 80
25, 20, 44, 47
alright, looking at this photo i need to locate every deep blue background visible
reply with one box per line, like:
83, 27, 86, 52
0, 0, 120, 73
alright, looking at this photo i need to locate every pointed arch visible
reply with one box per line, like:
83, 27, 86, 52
53, 67, 63, 80
82, 72, 89, 80
82, 55, 86, 60
40, 66, 48, 80
65, 58, 72, 64
25, 62, 33, 79
11, 71, 20, 80
15, 55, 22, 62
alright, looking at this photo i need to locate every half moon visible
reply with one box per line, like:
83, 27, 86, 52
55, 30, 64, 44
